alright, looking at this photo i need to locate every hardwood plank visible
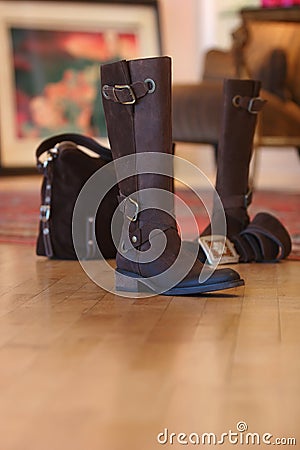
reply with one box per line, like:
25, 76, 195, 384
0, 243, 299, 450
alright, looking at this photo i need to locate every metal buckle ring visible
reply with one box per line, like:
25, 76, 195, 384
244, 190, 252, 208
248, 97, 263, 114
38, 144, 59, 169
232, 95, 241, 108
125, 197, 139, 222
48, 144, 59, 157
102, 85, 110, 99
144, 78, 156, 94
198, 235, 239, 265
114, 84, 136, 105
40, 205, 50, 222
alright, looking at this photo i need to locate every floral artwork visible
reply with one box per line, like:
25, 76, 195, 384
261, 0, 300, 6
11, 28, 139, 139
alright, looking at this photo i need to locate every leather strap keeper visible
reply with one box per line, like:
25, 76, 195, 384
232, 95, 267, 114
102, 81, 150, 105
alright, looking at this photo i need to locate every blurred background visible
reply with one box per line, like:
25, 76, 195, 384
158, 0, 300, 191
0, 0, 299, 192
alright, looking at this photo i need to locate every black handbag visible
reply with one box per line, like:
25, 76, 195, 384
36, 133, 119, 260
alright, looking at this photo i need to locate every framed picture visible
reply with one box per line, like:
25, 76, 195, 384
0, 0, 161, 168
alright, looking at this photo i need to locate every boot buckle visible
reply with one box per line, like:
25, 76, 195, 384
232, 95, 265, 114
244, 190, 252, 207
124, 196, 139, 221
248, 97, 265, 114
198, 235, 240, 265
114, 85, 136, 105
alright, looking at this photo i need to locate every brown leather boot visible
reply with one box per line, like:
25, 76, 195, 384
214, 79, 262, 236
101, 57, 244, 295
198, 78, 291, 263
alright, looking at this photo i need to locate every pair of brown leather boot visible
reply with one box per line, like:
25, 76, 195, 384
101, 56, 291, 296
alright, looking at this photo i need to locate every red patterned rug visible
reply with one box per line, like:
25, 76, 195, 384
0, 182, 299, 259
0, 188, 40, 245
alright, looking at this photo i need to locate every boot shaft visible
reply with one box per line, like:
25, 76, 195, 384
101, 56, 172, 196
216, 78, 263, 202
201, 78, 266, 241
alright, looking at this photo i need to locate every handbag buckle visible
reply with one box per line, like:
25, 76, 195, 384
40, 205, 51, 222
39, 144, 59, 169
198, 235, 239, 265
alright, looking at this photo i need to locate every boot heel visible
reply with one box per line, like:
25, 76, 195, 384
115, 271, 142, 292
115, 270, 154, 293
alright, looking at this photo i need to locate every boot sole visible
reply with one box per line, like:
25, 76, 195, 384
115, 269, 244, 296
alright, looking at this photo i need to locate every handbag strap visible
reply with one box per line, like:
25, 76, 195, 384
36, 133, 113, 163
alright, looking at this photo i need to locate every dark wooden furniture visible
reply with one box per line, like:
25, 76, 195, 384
172, 7, 300, 162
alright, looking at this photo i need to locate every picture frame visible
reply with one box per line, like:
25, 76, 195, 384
0, 0, 161, 168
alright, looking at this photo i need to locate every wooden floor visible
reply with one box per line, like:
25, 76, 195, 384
0, 242, 299, 450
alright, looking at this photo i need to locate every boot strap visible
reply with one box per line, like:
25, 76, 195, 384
102, 80, 151, 105
199, 212, 291, 264
117, 193, 177, 251
117, 192, 175, 223
221, 191, 252, 209
236, 212, 292, 262
122, 224, 177, 251
232, 95, 266, 114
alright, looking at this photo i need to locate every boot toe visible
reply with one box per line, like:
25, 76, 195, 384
205, 267, 242, 285
177, 267, 242, 288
